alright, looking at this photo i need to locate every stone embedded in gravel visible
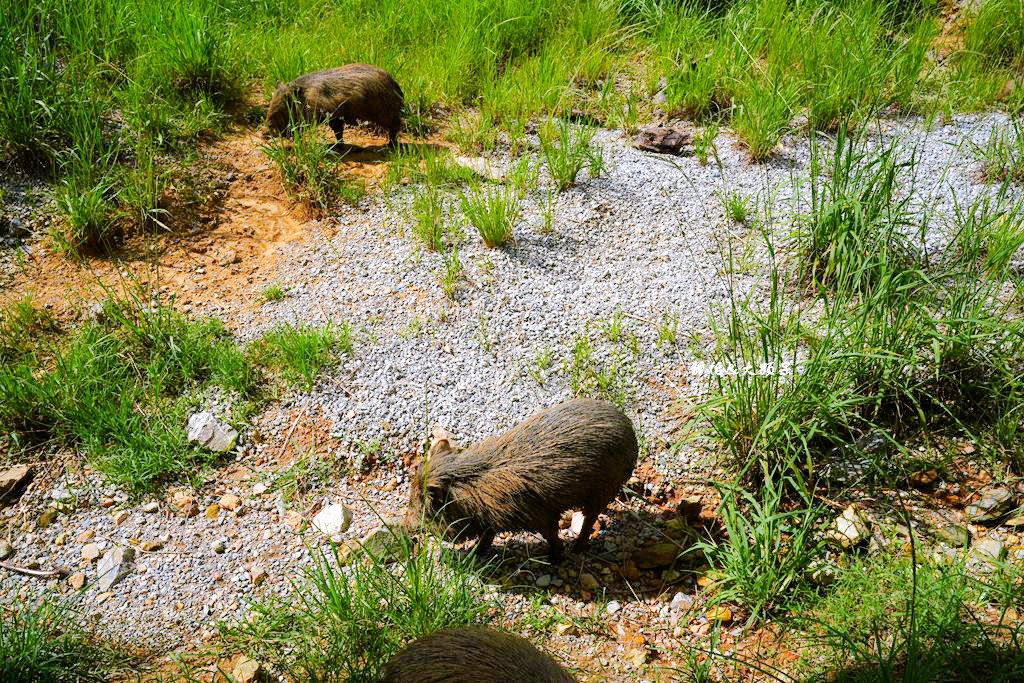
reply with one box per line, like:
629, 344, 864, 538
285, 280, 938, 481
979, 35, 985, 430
634, 126, 692, 155
213, 539, 227, 554
706, 606, 732, 623
100, 497, 114, 508
142, 502, 159, 513
536, 574, 553, 588
633, 541, 679, 569
231, 655, 265, 683
827, 505, 871, 549
606, 600, 621, 616
252, 483, 267, 495
358, 520, 409, 563
453, 156, 506, 182
49, 485, 74, 502
206, 504, 221, 519
909, 469, 939, 489
96, 546, 134, 591
0, 464, 32, 498
172, 491, 199, 517
670, 592, 693, 614
974, 537, 1006, 564
931, 523, 971, 548
141, 540, 164, 552
219, 494, 243, 511
112, 510, 129, 525
250, 566, 268, 586
37, 509, 58, 528
579, 572, 599, 592
186, 411, 238, 452
966, 487, 1018, 524
68, 572, 86, 590
0, 540, 12, 560
312, 504, 353, 542
282, 510, 305, 531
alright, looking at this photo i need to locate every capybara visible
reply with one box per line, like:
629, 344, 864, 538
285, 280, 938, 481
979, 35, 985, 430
381, 627, 576, 683
405, 398, 638, 563
265, 64, 403, 146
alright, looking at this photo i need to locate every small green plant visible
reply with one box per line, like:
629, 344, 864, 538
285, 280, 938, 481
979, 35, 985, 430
261, 282, 287, 302
656, 313, 679, 348
528, 345, 553, 386
720, 190, 751, 225
540, 121, 604, 192
438, 244, 465, 300
600, 308, 624, 343
0, 297, 58, 363
270, 447, 333, 503
695, 473, 825, 620
413, 184, 446, 251
253, 322, 352, 391
694, 123, 719, 167
461, 183, 520, 248
508, 155, 539, 194
972, 116, 1024, 184
52, 170, 117, 254
476, 312, 492, 352
540, 190, 557, 234
0, 598, 125, 682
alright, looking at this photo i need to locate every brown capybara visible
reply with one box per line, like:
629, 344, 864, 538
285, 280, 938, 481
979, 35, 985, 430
265, 64, 403, 146
405, 398, 638, 563
381, 627, 576, 683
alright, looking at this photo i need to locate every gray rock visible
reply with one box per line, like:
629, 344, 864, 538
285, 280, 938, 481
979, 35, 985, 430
930, 522, 971, 548
0, 540, 13, 560
536, 574, 552, 588
606, 600, 621, 615
670, 592, 693, 614
186, 412, 238, 452
96, 546, 135, 591
358, 520, 410, 563
966, 487, 1018, 523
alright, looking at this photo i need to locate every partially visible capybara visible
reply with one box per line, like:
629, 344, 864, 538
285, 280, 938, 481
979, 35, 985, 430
381, 627, 576, 683
265, 64, 403, 146
405, 398, 638, 563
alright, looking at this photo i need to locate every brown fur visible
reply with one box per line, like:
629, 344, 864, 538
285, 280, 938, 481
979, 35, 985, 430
381, 627, 576, 683
265, 64, 403, 146
405, 398, 638, 563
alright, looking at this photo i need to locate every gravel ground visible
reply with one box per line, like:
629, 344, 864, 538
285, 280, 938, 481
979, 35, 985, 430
1, 111, 1021, 660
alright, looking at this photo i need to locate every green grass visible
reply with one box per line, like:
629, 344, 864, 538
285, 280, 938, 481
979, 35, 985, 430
218, 537, 493, 682
261, 126, 346, 211
0, 598, 127, 682
461, 183, 520, 248
261, 281, 287, 301
252, 321, 353, 391
972, 116, 1024, 185
540, 121, 604, 192
798, 553, 1024, 682
0, 292, 259, 492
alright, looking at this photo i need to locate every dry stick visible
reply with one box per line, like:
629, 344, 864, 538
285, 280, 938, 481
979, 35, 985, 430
277, 406, 308, 462
0, 561, 70, 579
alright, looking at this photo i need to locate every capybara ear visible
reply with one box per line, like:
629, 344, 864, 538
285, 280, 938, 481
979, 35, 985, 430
429, 438, 453, 458
426, 478, 449, 507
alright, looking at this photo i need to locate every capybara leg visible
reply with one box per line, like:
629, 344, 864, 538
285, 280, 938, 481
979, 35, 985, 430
571, 509, 600, 553
328, 118, 345, 142
473, 530, 496, 557
387, 126, 400, 148
543, 525, 563, 564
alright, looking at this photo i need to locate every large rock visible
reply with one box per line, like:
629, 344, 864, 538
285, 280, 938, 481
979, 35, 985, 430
0, 465, 33, 499
966, 487, 1018, 524
635, 127, 692, 155
312, 504, 353, 542
357, 520, 410, 563
633, 541, 680, 569
827, 505, 871, 549
96, 546, 135, 591
930, 523, 971, 548
186, 412, 238, 452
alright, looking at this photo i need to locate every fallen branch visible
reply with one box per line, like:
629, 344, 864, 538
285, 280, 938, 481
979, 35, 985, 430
0, 561, 71, 579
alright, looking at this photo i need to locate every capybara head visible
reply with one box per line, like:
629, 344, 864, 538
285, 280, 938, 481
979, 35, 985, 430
382, 627, 576, 683
265, 82, 300, 137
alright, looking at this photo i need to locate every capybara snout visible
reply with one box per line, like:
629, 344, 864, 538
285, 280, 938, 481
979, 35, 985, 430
406, 398, 638, 563
265, 63, 403, 146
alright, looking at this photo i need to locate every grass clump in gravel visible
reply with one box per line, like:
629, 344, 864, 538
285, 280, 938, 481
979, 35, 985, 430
0, 296, 59, 363
0, 598, 129, 682
972, 117, 1024, 184
461, 183, 520, 248
261, 125, 344, 212
260, 281, 287, 302
0, 293, 259, 493
218, 537, 493, 681
797, 553, 1024, 682
540, 122, 605, 192
252, 322, 353, 392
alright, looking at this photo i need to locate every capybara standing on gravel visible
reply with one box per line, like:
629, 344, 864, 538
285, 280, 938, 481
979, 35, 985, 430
405, 398, 638, 563
265, 64, 403, 146
382, 627, 576, 683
